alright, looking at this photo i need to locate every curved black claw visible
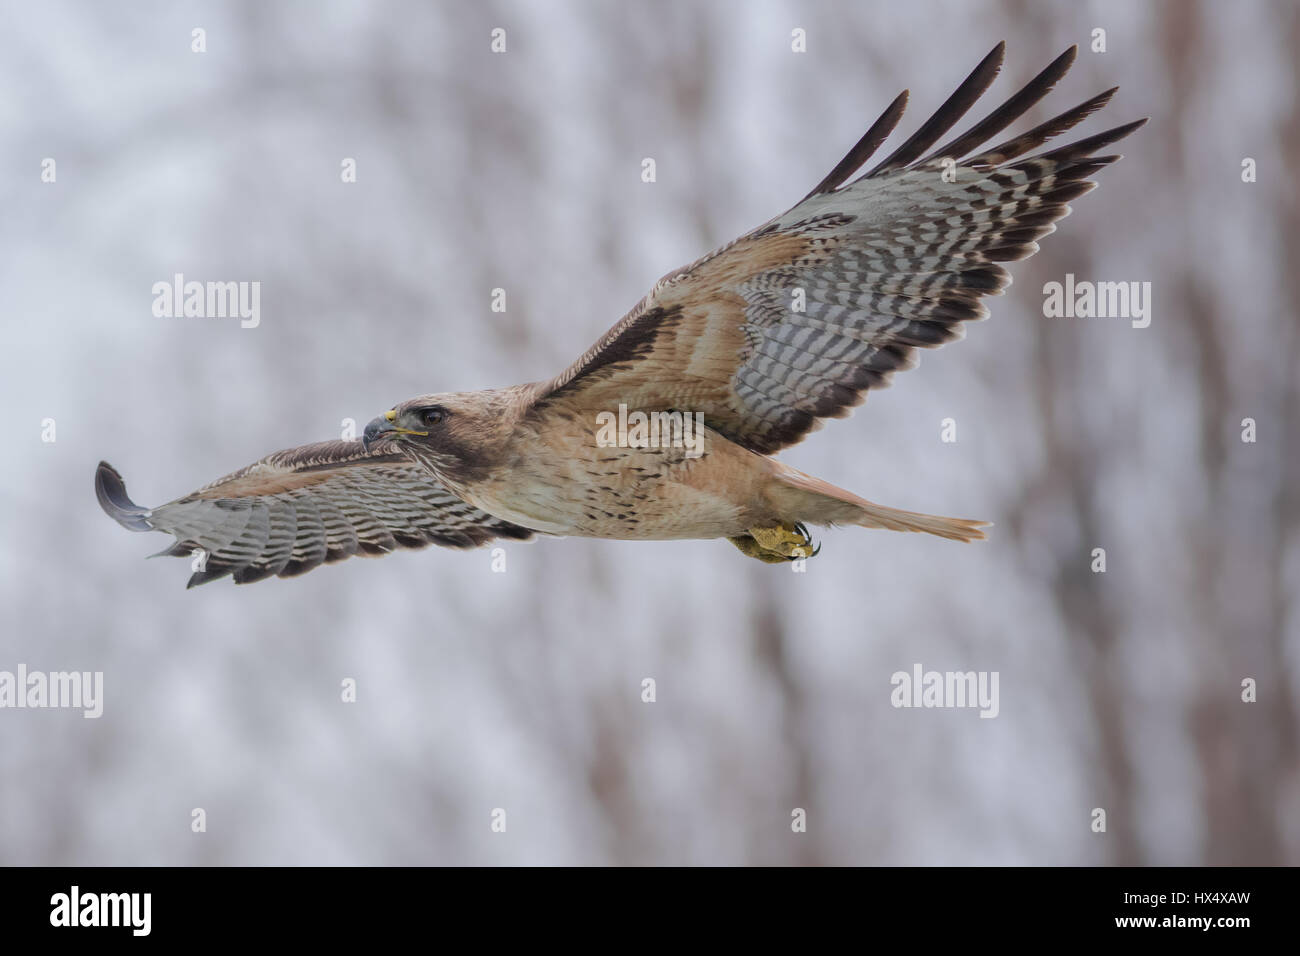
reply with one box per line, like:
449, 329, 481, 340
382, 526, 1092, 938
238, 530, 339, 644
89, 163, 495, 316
789, 522, 820, 561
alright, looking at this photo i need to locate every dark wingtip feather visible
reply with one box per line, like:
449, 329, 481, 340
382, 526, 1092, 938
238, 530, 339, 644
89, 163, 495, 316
186, 567, 233, 589
279, 558, 326, 578
965, 87, 1121, 168
804, 89, 909, 200
95, 461, 153, 532
1034, 117, 1148, 165
865, 40, 1007, 178
232, 564, 277, 585
919, 45, 1078, 165
149, 541, 194, 558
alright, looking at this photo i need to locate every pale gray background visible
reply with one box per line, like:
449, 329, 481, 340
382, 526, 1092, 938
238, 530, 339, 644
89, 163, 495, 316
1, 0, 1296, 865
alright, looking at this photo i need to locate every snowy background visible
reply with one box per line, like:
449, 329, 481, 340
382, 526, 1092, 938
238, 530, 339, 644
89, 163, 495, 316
1, 0, 1296, 865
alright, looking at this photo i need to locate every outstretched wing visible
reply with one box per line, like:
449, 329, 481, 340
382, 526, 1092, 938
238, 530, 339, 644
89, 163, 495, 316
533, 43, 1145, 455
96, 441, 533, 587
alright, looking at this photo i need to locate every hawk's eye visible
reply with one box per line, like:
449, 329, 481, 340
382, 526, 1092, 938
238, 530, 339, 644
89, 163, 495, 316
421, 407, 446, 427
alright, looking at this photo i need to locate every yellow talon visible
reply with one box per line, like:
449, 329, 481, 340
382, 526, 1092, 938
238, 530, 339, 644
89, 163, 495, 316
728, 522, 821, 563
727, 534, 792, 563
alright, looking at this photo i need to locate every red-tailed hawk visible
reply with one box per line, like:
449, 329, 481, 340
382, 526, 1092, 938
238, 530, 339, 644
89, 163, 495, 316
97, 43, 1144, 586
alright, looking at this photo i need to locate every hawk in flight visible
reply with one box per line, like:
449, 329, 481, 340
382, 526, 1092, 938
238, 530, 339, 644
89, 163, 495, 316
97, 43, 1144, 586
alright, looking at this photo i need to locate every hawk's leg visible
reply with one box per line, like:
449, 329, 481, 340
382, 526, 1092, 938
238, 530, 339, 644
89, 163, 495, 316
728, 522, 821, 563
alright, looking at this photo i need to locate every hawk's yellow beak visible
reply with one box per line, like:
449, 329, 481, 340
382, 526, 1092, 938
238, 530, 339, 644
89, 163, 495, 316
384, 409, 428, 437
363, 410, 427, 450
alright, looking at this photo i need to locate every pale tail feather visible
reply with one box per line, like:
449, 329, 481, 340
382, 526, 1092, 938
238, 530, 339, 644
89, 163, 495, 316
851, 499, 988, 542
769, 467, 989, 542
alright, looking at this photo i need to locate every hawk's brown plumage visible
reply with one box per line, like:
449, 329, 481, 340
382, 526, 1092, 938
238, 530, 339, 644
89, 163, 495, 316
98, 43, 1144, 585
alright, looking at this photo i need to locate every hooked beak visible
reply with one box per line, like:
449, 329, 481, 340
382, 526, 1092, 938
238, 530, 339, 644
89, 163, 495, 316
363, 409, 427, 451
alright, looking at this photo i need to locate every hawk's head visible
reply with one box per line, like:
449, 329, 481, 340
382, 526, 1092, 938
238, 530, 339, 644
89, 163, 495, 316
362, 390, 512, 488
